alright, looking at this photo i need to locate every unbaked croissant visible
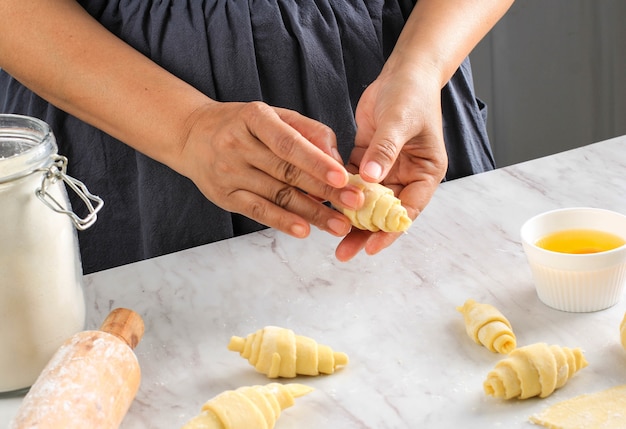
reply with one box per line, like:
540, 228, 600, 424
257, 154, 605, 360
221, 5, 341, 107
483, 343, 588, 400
227, 326, 348, 378
457, 299, 516, 354
341, 173, 412, 232
181, 383, 313, 429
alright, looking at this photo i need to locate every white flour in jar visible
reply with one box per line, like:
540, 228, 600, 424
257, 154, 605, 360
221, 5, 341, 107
0, 169, 85, 393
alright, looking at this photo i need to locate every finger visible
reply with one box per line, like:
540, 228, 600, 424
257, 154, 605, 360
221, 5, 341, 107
248, 145, 365, 211
228, 187, 311, 239
358, 125, 404, 182
244, 102, 348, 188
277, 108, 345, 164
335, 227, 405, 261
229, 168, 353, 238
395, 173, 441, 223
363, 231, 403, 256
335, 228, 370, 262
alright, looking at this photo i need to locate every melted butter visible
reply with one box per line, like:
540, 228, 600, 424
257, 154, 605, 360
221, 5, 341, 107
536, 229, 626, 254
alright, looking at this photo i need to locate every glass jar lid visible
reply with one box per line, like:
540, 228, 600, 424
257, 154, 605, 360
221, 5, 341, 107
0, 114, 57, 183
0, 114, 104, 230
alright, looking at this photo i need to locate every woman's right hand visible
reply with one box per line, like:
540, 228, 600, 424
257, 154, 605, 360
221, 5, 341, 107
174, 100, 364, 239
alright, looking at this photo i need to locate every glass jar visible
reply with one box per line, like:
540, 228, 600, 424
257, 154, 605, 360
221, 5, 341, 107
0, 114, 103, 394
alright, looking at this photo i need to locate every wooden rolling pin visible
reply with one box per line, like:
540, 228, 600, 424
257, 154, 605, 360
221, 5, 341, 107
10, 308, 144, 429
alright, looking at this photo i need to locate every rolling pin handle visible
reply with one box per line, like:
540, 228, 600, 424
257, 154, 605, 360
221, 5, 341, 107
99, 308, 145, 350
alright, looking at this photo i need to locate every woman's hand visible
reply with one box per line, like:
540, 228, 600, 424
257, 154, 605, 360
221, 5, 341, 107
334, 0, 513, 261
176, 100, 365, 239
335, 64, 448, 261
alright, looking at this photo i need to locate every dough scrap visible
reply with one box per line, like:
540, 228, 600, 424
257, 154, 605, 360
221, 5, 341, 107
341, 173, 412, 232
456, 299, 516, 354
529, 385, 626, 429
227, 326, 349, 378
483, 343, 587, 400
181, 383, 313, 429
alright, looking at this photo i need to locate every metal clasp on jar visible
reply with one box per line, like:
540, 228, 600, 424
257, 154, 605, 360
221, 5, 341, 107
36, 155, 104, 230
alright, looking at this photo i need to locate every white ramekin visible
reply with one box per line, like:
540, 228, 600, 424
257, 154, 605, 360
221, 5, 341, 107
520, 207, 626, 312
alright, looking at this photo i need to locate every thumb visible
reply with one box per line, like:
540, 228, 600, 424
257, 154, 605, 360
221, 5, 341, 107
358, 126, 404, 182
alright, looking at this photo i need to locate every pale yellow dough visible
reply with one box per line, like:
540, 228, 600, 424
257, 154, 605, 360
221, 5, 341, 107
227, 326, 349, 378
456, 299, 516, 354
341, 173, 412, 232
483, 343, 587, 400
529, 385, 626, 429
181, 383, 313, 429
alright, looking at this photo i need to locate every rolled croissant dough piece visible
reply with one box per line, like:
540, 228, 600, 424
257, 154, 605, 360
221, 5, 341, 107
529, 384, 626, 429
227, 326, 348, 378
456, 298, 516, 354
483, 343, 587, 400
181, 383, 313, 429
341, 173, 412, 233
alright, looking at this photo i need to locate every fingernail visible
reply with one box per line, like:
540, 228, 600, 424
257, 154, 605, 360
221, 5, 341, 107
327, 217, 350, 236
339, 189, 359, 209
363, 161, 382, 180
327, 170, 347, 188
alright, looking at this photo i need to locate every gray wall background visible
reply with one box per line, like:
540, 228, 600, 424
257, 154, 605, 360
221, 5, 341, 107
469, 0, 626, 167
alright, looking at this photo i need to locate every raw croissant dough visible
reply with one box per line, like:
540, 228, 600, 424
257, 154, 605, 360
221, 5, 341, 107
181, 383, 313, 429
530, 385, 626, 429
341, 173, 412, 232
227, 326, 349, 378
457, 299, 516, 354
483, 343, 587, 400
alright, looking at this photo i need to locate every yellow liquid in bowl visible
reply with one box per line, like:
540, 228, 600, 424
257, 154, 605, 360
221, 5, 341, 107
536, 229, 626, 254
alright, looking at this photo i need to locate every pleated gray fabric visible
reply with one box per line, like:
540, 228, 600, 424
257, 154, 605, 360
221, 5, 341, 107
0, 0, 493, 273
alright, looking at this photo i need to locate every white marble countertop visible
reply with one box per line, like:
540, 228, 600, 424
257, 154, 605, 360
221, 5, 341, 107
2, 135, 626, 428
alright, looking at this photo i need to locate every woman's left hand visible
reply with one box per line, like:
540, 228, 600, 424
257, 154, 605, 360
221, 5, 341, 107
335, 63, 448, 261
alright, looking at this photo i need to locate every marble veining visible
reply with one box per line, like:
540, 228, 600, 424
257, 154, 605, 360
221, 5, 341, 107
1, 136, 626, 428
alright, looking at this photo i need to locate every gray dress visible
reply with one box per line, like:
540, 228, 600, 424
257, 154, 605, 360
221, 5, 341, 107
0, 0, 494, 273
